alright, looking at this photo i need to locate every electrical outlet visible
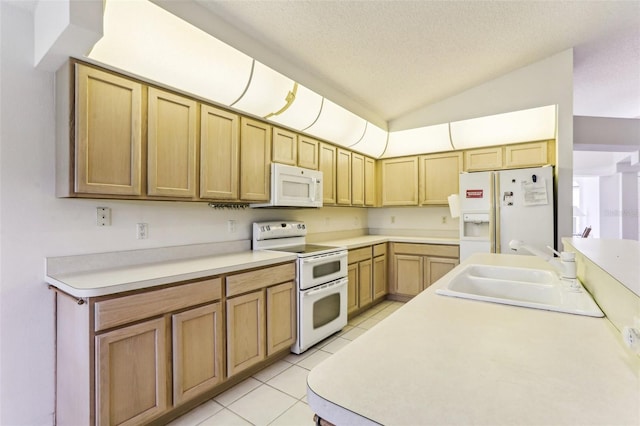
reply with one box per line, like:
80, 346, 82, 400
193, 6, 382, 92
442, 216, 447, 224
97, 207, 111, 226
391, 216, 395, 224
136, 223, 148, 239
228, 220, 237, 232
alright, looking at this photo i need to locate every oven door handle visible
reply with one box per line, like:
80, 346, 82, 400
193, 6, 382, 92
301, 250, 347, 265
304, 278, 347, 297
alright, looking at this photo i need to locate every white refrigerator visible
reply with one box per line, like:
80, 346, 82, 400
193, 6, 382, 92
458, 165, 555, 262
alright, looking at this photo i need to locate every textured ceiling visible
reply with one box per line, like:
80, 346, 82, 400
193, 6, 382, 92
190, 0, 640, 124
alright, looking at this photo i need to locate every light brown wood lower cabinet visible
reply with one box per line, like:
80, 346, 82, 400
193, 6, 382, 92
172, 302, 224, 405
226, 291, 266, 377
390, 243, 459, 298
372, 244, 387, 301
347, 263, 359, 314
95, 317, 168, 426
266, 282, 296, 355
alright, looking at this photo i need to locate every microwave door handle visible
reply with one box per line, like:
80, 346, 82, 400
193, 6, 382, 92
310, 178, 317, 202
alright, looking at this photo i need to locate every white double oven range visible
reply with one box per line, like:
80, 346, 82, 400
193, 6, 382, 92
252, 221, 348, 354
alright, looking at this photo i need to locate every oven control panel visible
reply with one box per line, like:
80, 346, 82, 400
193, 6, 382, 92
252, 221, 307, 249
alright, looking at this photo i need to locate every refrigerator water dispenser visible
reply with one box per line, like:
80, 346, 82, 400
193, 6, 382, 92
462, 213, 490, 238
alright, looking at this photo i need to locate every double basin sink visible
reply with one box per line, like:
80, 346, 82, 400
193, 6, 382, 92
436, 264, 603, 317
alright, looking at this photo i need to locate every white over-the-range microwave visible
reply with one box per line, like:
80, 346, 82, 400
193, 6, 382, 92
251, 163, 323, 208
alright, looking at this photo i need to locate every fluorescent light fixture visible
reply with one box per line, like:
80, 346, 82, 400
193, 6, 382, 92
232, 61, 297, 118
450, 105, 557, 149
383, 124, 452, 158
89, 0, 252, 105
266, 84, 323, 130
349, 123, 388, 158
305, 99, 367, 146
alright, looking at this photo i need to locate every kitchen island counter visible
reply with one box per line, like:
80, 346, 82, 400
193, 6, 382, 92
307, 253, 639, 425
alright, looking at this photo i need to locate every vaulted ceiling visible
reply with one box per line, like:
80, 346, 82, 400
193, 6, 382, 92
158, 0, 639, 127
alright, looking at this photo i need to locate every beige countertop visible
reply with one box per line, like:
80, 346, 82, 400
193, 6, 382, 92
307, 253, 640, 425
45, 250, 297, 298
319, 235, 459, 250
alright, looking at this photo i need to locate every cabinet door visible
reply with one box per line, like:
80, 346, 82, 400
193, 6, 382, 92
266, 282, 296, 355
504, 141, 548, 168
364, 156, 376, 206
319, 143, 337, 204
172, 303, 223, 406
272, 127, 297, 166
419, 152, 462, 205
351, 153, 365, 206
75, 64, 142, 195
358, 259, 373, 308
464, 147, 503, 171
96, 318, 168, 426
347, 263, 359, 314
148, 87, 197, 197
373, 255, 387, 301
240, 118, 271, 201
426, 257, 459, 288
337, 148, 352, 205
394, 254, 424, 296
200, 105, 239, 200
381, 157, 418, 205
298, 136, 319, 170
226, 291, 265, 377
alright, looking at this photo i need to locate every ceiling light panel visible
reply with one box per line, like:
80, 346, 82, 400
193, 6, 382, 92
89, 0, 252, 105
383, 124, 452, 158
349, 123, 389, 158
232, 61, 296, 119
305, 99, 367, 146
266, 84, 323, 130
450, 105, 557, 149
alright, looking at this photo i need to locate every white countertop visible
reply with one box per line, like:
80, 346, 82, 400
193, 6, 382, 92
563, 237, 639, 296
45, 251, 297, 298
319, 235, 459, 250
307, 253, 640, 425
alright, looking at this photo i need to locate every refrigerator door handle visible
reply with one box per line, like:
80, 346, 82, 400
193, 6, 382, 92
492, 172, 500, 253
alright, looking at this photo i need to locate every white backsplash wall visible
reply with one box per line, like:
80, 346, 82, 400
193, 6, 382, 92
367, 206, 460, 238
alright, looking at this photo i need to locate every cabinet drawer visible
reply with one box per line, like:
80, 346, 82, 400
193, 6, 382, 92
373, 243, 387, 257
95, 278, 222, 332
348, 247, 372, 264
392, 243, 459, 258
226, 263, 295, 298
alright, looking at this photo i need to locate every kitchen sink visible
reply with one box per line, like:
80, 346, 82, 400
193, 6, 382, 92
436, 264, 603, 317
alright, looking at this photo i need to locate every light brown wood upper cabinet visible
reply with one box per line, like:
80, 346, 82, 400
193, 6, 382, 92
504, 141, 549, 168
364, 156, 376, 206
351, 153, 365, 206
337, 148, 352, 205
272, 127, 297, 166
419, 152, 463, 205
200, 105, 239, 200
240, 117, 271, 201
319, 143, 337, 204
147, 87, 197, 197
464, 147, 503, 172
74, 64, 142, 195
297, 136, 319, 170
381, 157, 419, 205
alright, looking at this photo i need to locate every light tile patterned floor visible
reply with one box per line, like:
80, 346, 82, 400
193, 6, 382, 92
168, 300, 404, 426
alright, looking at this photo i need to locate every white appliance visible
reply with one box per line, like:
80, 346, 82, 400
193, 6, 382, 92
252, 221, 348, 354
459, 165, 555, 262
251, 163, 323, 208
